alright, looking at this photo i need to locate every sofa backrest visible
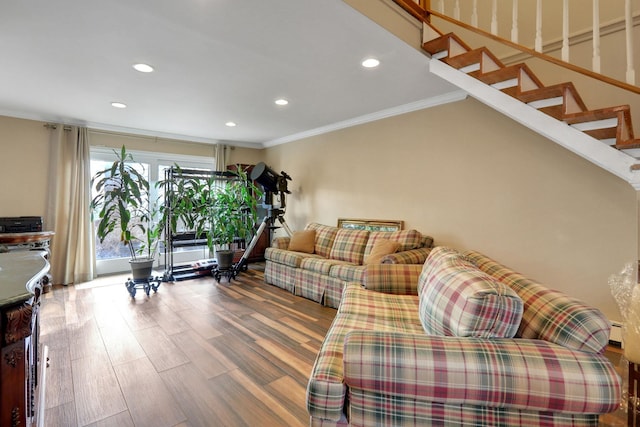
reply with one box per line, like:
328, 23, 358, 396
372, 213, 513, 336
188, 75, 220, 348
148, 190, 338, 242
305, 223, 429, 265
329, 228, 370, 264
364, 229, 425, 257
464, 250, 611, 354
305, 223, 338, 258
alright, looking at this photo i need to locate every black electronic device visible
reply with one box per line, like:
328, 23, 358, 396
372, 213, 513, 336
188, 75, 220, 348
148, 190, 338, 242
0, 216, 43, 233
236, 163, 294, 275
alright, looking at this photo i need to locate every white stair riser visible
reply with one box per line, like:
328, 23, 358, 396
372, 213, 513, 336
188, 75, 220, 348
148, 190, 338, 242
432, 51, 448, 60
459, 63, 480, 73
491, 78, 518, 90
528, 96, 563, 109
570, 118, 618, 132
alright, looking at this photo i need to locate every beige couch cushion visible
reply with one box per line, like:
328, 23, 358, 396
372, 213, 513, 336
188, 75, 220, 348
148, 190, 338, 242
364, 239, 400, 265
288, 230, 316, 253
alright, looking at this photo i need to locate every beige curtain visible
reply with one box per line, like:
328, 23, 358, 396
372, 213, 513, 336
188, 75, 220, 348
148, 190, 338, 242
45, 126, 95, 285
214, 143, 228, 171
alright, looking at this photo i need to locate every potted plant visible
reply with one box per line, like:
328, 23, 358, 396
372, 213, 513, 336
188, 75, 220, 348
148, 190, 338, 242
207, 167, 262, 269
90, 145, 164, 281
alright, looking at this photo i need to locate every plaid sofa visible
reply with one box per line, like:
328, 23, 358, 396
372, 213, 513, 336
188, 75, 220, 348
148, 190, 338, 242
264, 223, 434, 308
306, 247, 621, 426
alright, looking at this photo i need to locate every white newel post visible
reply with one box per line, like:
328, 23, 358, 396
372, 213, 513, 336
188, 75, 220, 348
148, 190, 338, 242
511, 0, 519, 43
562, 0, 569, 62
454, 0, 460, 20
472, 0, 478, 27
592, 0, 601, 73
535, 0, 543, 52
625, 0, 636, 85
491, 0, 498, 35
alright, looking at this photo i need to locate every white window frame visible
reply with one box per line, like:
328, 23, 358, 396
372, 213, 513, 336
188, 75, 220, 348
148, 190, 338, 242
90, 146, 217, 276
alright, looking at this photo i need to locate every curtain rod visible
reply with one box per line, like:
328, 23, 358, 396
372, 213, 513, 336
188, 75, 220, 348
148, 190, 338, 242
43, 123, 72, 131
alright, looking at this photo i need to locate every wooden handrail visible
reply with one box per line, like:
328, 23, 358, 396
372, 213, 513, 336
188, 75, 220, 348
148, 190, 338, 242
392, 0, 640, 95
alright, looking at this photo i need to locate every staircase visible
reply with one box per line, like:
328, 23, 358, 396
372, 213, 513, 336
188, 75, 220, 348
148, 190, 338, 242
421, 30, 640, 188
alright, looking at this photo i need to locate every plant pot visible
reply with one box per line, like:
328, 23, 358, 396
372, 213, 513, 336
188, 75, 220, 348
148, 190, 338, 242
129, 258, 155, 281
215, 250, 234, 270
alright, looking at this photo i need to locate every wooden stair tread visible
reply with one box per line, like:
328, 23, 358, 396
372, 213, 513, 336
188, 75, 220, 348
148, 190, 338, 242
615, 139, 640, 150
422, 28, 638, 152
476, 63, 544, 92
516, 82, 588, 114
583, 128, 619, 141
564, 105, 634, 142
443, 47, 504, 73
564, 105, 631, 124
422, 32, 471, 57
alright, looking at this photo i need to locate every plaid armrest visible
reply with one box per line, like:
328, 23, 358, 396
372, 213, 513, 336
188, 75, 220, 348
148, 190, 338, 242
381, 247, 432, 264
271, 236, 290, 249
343, 331, 621, 414
363, 264, 422, 295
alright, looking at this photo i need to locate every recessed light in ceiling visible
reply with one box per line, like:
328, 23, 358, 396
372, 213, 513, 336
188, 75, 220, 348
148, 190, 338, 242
225, 121, 237, 127
361, 58, 380, 68
111, 102, 127, 109
133, 63, 154, 73
275, 98, 289, 106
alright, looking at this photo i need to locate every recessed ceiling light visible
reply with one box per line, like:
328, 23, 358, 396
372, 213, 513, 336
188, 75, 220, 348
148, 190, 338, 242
275, 98, 289, 106
225, 121, 237, 127
361, 58, 380, 68
111, 102, 127, 109
133, 63, 154, 73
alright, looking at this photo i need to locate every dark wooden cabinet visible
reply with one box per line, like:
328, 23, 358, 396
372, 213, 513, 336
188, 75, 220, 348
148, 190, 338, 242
0, 251, 49, 427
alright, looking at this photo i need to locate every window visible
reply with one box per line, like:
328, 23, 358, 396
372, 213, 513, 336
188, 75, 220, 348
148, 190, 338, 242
90, 147, 215, 275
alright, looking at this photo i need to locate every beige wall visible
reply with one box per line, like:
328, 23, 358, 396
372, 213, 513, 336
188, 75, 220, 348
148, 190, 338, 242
0, 116, 51, 218
0, 114, 264, 223
265, 97, 637, 321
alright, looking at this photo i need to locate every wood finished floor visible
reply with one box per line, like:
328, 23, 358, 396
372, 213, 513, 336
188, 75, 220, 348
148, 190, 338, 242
40, 265, 336, 427
40, 264, 629, 427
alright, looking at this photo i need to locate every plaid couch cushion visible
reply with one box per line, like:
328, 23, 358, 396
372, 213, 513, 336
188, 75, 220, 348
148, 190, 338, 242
363, 264, 423, 295
329, 229, 370, 264
301, 257, 351, 275
364, 229, 425, 256
418, 247, 523, 338
264, 247, 321, 268
328, 264, 365, 283
307, 284, 424, 421
306, 223, 339, 258
464, 250, 611, 354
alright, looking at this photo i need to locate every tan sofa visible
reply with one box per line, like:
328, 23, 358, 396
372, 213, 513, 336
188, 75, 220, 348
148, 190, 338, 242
264, 222, 433, 308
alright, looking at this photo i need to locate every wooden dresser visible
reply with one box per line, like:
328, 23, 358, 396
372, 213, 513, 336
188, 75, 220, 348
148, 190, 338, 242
0, 251, 50, 427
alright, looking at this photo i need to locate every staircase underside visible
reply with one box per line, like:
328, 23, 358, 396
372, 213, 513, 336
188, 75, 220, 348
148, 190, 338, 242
428, 59, 640, 189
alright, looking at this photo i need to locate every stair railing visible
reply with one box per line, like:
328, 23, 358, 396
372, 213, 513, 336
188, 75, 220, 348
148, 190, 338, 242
395, 0, 639, 95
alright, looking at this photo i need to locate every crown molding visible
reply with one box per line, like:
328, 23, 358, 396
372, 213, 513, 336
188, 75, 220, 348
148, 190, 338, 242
262, 89, 467, 147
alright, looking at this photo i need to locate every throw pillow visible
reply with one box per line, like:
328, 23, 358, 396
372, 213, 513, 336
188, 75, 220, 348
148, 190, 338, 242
288, 230, 316, 253
418, 247, 523, 338
364, 239, 401, 265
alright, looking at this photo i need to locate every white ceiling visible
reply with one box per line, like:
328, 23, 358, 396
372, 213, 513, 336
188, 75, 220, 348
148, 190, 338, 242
0, 0, 461, 148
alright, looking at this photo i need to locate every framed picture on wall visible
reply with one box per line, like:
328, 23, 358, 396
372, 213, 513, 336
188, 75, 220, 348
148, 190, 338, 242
337, 218, 403, 232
